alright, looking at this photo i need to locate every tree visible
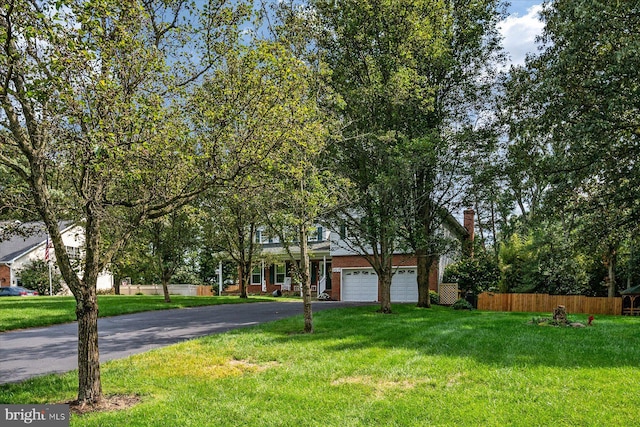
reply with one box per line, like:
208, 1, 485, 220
193, 32, 329, 301
313, 0, 505, 312
443, 248, 500, 295
18, 259, 63, 295
503, 0, 640, 298
0, 0, 251, 404
144, 207, 201, 302
204, 188, 263, 299
253, 1, 341, 333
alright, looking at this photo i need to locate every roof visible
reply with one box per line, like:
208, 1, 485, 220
442, 210, 470, 240
0, 221, 74, 263
261, 240, 331, 257
620, 285, 640, 295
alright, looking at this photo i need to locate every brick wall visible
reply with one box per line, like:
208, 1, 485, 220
0, 264, 10, 287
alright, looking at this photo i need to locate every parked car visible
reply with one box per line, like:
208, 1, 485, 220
0, 286, 39, 296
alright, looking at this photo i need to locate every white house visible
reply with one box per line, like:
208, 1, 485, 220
0, 221, 113, 293
237, 210, 473, 304
328, 210, 474, 303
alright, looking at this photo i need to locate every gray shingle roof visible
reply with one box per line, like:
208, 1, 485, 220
0, 221, 74, 263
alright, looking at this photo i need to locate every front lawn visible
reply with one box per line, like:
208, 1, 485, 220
1, 305, 638, 426
0, 295, 280, 332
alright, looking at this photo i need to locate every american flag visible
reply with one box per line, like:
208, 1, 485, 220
45, 236, 51, 262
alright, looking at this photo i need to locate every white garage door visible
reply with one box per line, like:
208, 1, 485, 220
390, 268, 418, 302
342, 269, 378, 301
341, 268, 418, 302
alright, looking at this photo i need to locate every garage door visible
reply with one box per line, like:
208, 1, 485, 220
390, 268, 418, 302
341, 268, 418, 302
341, 269, 378, 301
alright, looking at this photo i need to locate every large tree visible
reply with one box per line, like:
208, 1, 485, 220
204, 187, 263, 299
145, 207, 202, 302
313, 0, 505, 312
504, 0, 640, 296
0, 0, 251, 404
193, 33, 328, 301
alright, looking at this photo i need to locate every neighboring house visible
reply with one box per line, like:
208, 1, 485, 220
0, 221, 113, 293
241, 210, 473, 303
329, 209, 474, 302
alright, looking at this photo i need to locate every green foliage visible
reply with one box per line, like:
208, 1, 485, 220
18, 260, 63, 296
498, 233, 534, 293
429, 290, 439, 305
451, 298, 474, 310
502, 0, 640, 299
498, 225, 590, 295
443, 252, 500, 295
314, 0, 505, 312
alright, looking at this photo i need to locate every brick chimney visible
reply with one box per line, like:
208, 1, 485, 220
463, 209, 475, 257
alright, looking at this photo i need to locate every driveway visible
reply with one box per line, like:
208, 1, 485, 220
0, 301, 370, 385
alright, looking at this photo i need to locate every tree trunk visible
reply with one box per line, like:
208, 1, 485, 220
606, 247, 617, 298
378, 269, 393, 314
240, 262, 249, 299
75, 290, 102, 404
416, 249, 432, 308
161, 271, 171, 303
299, 228, 313, 333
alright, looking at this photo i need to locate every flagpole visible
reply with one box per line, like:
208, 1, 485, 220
48, 262, 52, 296
45, 235, 52, 296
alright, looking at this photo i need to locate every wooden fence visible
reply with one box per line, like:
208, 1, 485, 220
478, 292, 623, 315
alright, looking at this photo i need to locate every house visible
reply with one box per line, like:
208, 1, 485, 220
240, 210, 473, 302
0, 221, 113, 293
328, 209, 474, 302
243, 226, 332, 296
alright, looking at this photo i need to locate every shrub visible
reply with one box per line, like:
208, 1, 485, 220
443, 252, 500, 295
17, 260, 63, 295
451, 298, 473, 310
429, 290, 440, 305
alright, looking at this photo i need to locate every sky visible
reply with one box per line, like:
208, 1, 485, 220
500, 1, 545, 67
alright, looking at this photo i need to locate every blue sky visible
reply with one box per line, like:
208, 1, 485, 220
507, 0, 543, 16
501, 1, 544, 66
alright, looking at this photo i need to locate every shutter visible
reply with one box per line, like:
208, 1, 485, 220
269, 265, 275, 285
340, 225, 346, 239
311, 262, 317, 285
317, 226, 323, 241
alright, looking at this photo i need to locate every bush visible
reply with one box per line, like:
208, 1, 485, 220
18, 260, 63, 295
429, 290, 440, 305
443, 252, 500, 295
451, 298, 473, 310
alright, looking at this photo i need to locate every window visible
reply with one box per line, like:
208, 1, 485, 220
65, 246, 81, 259
255, 230, 262, 243
308, 226, 324, 242
275, 264, 286, 284
251, 266, 261, 285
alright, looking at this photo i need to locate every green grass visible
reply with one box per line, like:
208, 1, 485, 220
0, 295, 284, 331
1, 305, 639, 426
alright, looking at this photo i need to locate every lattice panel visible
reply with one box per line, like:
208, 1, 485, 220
439, 283, 459, 305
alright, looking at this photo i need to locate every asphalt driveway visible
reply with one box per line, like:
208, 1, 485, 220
0, 301, 370, 384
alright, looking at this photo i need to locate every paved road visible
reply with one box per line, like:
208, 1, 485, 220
0, 301, 369, 385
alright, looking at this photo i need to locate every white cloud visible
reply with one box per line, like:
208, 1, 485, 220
499, 4, 545, 67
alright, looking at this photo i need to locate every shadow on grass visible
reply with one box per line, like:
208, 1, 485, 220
265, 304, 640, 369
